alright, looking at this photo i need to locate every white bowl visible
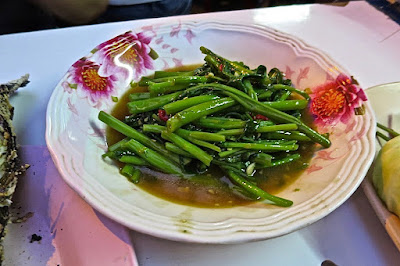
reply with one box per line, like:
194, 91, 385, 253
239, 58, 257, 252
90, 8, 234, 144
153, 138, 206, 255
362, 82, 400, 251
46, 21, 375, 243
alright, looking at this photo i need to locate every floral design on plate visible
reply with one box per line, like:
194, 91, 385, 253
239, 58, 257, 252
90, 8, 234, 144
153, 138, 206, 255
62, 59, 118, 108
309, 73, 367, 127
93, 31, 155, 79
61, 26, 190, 109
306, 73, 368, 173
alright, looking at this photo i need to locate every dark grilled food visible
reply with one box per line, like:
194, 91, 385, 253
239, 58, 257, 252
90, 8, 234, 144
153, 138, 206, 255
0, 75, 29, 261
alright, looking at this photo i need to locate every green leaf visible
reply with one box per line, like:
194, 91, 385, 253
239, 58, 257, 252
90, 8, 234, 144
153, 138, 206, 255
69, 83, 78, 89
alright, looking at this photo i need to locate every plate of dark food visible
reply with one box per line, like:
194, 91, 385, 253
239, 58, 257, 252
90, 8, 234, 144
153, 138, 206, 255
46, 21, 375, 243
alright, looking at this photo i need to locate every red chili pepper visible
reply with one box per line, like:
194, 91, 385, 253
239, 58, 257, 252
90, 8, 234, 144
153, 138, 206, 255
158, 109, 169, 121
254, 114, 268, 121
219, 64, 223, 72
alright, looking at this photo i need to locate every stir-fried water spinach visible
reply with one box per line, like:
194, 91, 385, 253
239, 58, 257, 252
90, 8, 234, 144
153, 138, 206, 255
98, 47, 331, 207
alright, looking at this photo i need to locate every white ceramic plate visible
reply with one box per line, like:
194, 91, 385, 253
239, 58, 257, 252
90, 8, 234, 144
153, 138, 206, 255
45, 21, 375, 243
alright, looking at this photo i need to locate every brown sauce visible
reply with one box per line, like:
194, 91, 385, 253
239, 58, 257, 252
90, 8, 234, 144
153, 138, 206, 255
106, 66, 316, 208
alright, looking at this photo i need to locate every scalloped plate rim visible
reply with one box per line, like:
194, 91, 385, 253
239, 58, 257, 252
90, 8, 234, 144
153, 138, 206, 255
45, 20, 376, 243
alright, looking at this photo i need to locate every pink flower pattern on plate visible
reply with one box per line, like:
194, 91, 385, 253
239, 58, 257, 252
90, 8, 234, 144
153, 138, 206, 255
63, 58, 117, 108
305, 73, 368, 174
94, 31, 154, 80
296, 67, 310, 86
309, 73, 367, 126
314, 150, 337, 161
306, 164, 323, 174
170, 23, 182, 37
184, 29, 195, 44
284, 66, 295, 80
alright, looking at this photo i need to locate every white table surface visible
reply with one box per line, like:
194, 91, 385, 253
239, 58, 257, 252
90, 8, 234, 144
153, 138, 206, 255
1, 1, 400, 265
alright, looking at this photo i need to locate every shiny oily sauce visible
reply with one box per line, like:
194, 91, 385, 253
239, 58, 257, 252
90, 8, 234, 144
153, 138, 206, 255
107, 66, 317, 208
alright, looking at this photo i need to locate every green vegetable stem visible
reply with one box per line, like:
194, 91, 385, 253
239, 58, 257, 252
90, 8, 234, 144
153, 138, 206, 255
98, 46, 331, 208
